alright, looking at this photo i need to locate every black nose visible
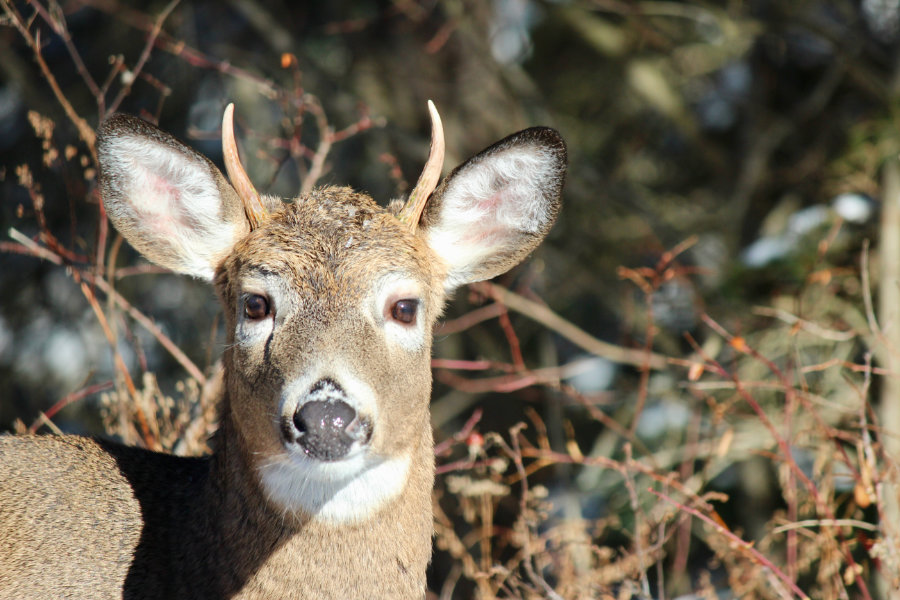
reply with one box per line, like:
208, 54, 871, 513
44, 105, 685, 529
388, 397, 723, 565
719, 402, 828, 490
294, 399, 355, 436
293, 399, 358, 461
294, 400, 356, 460
282, 378, 373, 461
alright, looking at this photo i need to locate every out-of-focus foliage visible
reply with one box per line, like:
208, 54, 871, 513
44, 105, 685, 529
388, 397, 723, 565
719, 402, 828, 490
3, 0, 900, 597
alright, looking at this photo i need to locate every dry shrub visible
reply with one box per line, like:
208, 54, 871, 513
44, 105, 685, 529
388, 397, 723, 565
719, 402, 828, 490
2, 1, 899, 599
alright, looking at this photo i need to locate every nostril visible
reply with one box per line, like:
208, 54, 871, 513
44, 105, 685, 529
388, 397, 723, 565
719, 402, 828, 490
292, 411, 308, 434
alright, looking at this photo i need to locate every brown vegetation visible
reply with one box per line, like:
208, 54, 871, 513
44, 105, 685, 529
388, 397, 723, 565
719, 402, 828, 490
2, 1, 899, 598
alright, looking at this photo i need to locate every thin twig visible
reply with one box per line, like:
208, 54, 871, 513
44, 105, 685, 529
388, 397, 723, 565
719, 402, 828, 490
434, 408, 483, 457
106, 0, 179, 116
28, 380, 114, 434
651, 487, 810, 600
30, 0, 103, 111
475, 282, 669, 370
1, 0, 96, 158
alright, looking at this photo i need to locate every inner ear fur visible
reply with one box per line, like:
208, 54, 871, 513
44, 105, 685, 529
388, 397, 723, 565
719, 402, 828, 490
419, 127, 567, 290
97, 114, 250, 281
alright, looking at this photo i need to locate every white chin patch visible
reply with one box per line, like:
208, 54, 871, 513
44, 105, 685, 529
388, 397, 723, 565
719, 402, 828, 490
257, 450, 411, 524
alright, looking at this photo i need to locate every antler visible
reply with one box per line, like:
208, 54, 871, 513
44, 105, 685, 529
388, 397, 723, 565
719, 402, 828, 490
222, 103, 267, 230
398, 100, 445, 232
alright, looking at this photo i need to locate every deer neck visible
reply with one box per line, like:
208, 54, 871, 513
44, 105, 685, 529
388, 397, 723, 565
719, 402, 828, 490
197, 390, 435, 599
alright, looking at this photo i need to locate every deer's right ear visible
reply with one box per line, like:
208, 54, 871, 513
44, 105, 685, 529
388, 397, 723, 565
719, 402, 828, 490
97, 114, 250, 281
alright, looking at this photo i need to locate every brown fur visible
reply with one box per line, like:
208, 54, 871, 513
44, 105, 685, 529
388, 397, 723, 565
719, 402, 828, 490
0, 113, 566, 599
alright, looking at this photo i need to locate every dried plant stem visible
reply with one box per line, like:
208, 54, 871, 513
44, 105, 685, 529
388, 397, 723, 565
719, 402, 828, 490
28, 0, 102, 108
433, 408, 483, 457
435, 356, 613, 394
651, 488, 810, 600
621, 445, 652, 598
476, 282, 668, 370
875, 156, 900, 598
1, 0, 96, 157
79, 280, 158, 450
5, 232, 207, 386
298, 95, 333, 195
74, 0, 278, 98
497, 425, 565, 600
88, 275, 207, 386
770, 519, 879, 534
27, 380, 114, 434
436, 303, 508, 335
106, 0, 179, 115
694, 317, 873, 600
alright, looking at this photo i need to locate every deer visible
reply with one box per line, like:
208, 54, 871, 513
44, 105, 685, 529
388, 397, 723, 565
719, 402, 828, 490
0, 101, 566, 599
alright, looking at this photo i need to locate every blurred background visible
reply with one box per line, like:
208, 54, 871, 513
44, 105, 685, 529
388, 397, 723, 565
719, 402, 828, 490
2, 0, 899, 597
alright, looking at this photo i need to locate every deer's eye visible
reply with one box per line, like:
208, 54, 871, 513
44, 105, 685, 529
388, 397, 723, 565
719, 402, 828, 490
244, 294, 271, 320
390, 299, 419, 325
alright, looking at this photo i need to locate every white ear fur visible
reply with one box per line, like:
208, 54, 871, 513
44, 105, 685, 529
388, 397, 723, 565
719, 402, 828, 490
97, 114, 248, 281
421, 127, 566, 290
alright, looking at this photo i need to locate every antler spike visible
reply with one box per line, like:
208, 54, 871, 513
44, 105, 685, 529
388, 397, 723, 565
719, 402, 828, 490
222, 103, 266, 230
398, 100, 445, 232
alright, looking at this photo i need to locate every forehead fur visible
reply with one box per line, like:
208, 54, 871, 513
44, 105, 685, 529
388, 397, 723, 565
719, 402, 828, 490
220, 186, 444, 300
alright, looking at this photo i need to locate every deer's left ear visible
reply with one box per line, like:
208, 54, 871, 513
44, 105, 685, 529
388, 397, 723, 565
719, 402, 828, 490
419, 127, 566, 291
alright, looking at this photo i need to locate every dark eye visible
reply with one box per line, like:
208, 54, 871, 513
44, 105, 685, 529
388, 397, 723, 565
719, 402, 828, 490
390, 299, 419, 325
244, 294, 270, 320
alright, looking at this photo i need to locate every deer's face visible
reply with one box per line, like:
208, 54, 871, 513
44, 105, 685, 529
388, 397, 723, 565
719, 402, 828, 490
218, 191, 446, 521
96, 104, 565, 525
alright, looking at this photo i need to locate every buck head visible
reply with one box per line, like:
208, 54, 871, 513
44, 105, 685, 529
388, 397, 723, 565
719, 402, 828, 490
96, 104, 565, 524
